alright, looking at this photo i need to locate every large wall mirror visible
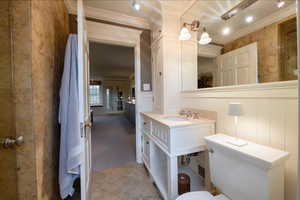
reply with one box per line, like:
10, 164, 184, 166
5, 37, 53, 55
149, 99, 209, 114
180, 0, 298, 91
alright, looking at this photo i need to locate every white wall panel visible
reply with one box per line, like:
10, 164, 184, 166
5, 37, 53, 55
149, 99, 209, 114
180, 81, 298, 200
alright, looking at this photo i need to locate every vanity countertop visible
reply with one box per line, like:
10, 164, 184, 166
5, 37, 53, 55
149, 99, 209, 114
141, 112, 215, 128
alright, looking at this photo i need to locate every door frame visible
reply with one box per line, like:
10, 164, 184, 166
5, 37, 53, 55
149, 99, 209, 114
86, 21, 144, 163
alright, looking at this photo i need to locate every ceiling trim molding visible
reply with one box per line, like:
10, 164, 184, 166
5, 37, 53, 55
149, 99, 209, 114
64, 0, 150, 30
87, 21, 142, 47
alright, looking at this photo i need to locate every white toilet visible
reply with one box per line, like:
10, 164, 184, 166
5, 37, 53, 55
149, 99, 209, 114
176, 134, 289, 200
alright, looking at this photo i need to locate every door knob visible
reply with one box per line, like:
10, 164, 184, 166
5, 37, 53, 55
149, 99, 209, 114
1, 136, 24, 148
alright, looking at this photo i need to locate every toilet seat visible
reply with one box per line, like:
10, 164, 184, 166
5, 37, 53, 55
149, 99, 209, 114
176, 191, 230, 200
176, 191, 213, 200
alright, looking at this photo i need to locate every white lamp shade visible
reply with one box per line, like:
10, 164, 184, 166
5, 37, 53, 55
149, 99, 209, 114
199, 31, 212, 45
228, 103, 242, 116
179, 27, 191, 41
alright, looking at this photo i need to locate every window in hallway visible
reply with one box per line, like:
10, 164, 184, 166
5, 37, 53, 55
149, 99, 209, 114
89, 85, 102, 106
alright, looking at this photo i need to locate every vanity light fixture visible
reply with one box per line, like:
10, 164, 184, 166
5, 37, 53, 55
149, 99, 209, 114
199, 27, 212, 45
222, 27, 230, 35
132, 0, 141, 11
277, 0, 285, 8
227, 103, 247, 147
179, 20, 200, 41
179, 24, 192, 41
245, 16, 253, 23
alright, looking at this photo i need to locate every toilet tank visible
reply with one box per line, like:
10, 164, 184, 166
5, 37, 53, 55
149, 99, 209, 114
204, 134, 289, 200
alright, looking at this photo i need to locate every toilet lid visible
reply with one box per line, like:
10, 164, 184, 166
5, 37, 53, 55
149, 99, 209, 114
176, 192, 231, 200
213, 194, 230, 200
176, 191, 213, 200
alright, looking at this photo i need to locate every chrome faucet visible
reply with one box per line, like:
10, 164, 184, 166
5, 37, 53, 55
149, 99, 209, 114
186, 111, 193, 119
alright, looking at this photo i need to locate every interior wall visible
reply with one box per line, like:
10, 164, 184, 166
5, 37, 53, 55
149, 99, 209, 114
140, 30, 152, 91
68, 14, 152, 92
0, 1, 18, 199
223, 15, 296, 83
10, 1, 37, 199
1, 0, 69, 199
31, 0, 69, 199
180, 83, 298, 200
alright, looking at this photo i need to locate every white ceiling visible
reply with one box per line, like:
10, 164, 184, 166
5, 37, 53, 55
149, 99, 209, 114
181, 0, 296, 44
84, 0, 162, 27
89, 42, 134, 80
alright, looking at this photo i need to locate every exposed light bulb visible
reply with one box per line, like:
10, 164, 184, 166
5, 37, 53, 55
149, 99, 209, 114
199, 28, 212, 45
245, 16, 253, 23
134, 3, 140, 10
179, 26, 191, 41
222, 27, 230, 35
277, 0, 285, 8
132, 0, 141, 11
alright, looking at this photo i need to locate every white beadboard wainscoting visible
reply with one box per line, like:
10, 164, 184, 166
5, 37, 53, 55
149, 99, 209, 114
180, 80, 298, 200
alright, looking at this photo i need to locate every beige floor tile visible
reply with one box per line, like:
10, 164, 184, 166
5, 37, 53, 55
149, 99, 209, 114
91, 163, 162, 200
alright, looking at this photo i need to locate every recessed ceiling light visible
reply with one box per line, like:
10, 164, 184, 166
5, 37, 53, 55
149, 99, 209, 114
222, 27, 230, 35
277, 0, 285, 8
245, 16, 253, 23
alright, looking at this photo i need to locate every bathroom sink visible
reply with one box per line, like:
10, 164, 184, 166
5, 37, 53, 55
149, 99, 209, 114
163, 116, 188, 121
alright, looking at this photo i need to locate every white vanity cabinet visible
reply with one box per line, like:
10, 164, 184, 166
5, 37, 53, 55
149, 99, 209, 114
151, 120, 215, 156
151, 120, 170, 153
142, 134, 151, 169
141, 113, 215, 200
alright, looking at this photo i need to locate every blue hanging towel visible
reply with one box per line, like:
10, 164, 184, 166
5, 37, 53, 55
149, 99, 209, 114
58, 34, 83, 199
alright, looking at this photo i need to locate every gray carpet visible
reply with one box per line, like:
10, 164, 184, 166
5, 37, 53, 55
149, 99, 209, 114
91, 114, 136, 172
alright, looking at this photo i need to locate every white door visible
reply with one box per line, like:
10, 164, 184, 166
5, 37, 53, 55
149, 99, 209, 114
78, 0, 92, 199
217, 42, 258, 86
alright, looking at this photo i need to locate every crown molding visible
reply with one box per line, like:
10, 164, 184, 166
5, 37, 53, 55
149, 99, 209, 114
64, 0, 150, 30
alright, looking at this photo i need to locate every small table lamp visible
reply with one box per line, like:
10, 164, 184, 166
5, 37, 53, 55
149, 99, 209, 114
227, 103, 247, 147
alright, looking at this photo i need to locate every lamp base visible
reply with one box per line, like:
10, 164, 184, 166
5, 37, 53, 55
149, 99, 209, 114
227, 139, 248, 147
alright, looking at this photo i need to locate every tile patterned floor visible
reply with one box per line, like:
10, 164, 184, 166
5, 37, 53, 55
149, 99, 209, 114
91, 163, 162, 200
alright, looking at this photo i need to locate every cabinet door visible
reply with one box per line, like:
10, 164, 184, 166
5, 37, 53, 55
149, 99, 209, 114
152, 40, 164, 113
143, 134, 150, 166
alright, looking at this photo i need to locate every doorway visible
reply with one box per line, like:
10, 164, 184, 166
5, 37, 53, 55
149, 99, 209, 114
85, 21, 158, 200
89, 42, 137, 171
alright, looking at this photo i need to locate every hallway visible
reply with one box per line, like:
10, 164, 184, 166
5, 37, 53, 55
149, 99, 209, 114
91, 113, 136, 172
